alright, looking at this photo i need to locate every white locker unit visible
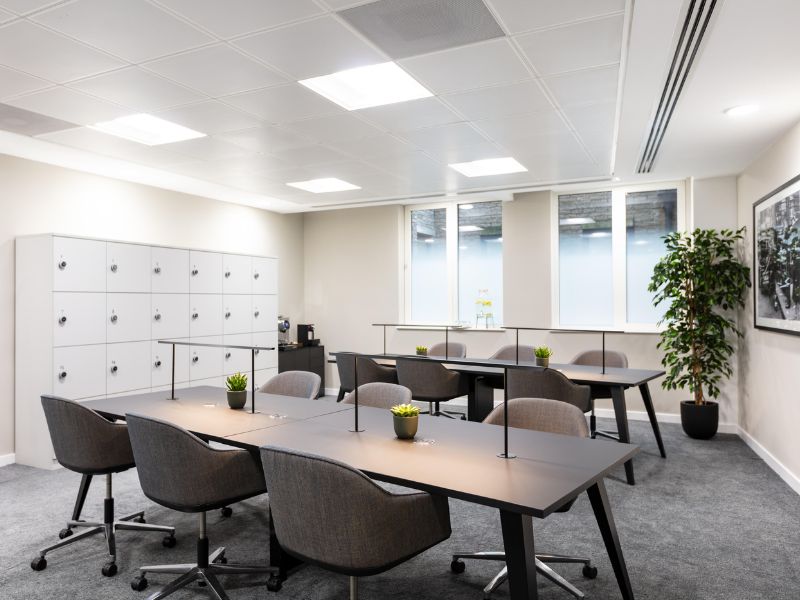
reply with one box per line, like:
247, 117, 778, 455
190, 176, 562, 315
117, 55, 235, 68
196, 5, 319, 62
15, 234, 279, 469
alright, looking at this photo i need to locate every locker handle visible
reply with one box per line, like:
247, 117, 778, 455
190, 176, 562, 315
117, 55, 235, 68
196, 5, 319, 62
225, 352, 231, 359
191, 268, 199, 276
192, 312, 199, 320
58, 315, 67, 325
154, 360, 162, 368
110, 314, 118, 323
192, 356, 199, 363
254, 272, 260, 279
58, 371, 67, 380
58, 259, 67, 270
225, 311, 231, 319
154, 313, 161, 321
254, 310, 260, 318
254, 349, 260, 355
225, 271, 231, 278
153, 266, 161, 274
110, 365, 118, 374
110, 263, 118, 273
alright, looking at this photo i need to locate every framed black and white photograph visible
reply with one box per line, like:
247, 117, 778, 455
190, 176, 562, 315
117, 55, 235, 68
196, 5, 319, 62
754, 173, 800, 335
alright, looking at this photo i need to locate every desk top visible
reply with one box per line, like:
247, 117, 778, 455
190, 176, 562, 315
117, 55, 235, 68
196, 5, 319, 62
330, 352, 664, 387
229, 405, 638, 518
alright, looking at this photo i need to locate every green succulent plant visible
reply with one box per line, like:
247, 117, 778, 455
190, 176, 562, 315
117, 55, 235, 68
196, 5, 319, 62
415, 345, 428, 354
226, 372, 248, 392
534, 346, 553, 359
391, 403, 420, 418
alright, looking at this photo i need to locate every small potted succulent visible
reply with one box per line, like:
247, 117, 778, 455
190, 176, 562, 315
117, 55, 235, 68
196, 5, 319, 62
415, 345, 428, 356
390, 403, 420, 439
534, 346, 553, 368
225, 372, 248, 409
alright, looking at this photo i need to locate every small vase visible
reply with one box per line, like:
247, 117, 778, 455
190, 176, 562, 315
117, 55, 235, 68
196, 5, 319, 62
393, 415, 418, 439
535, 357, 549, 368
416, 350, 427, 356
227, 390, 247, 410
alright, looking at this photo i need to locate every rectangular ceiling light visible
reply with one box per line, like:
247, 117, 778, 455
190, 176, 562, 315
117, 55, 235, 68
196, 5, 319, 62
299, 62, 432, 110
286, 177, 361, 193
449, 157, 527, 177
89, 113, 205, 146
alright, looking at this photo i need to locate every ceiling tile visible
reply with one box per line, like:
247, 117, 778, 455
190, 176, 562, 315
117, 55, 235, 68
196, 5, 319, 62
6, 87, 130, 125
0, 21, 124, 82
0, 0, 62, 14
399, 38, 530, 95
356, 97, 460, 132
214, 125, 313, 153
232, 16, 385, 79
563, 101, 616, 138
33, 0, 213, 62
543, 65, 619, 108
443, 80, 552, 121
0, 7, 15, 21
281, 113, 383, 145
0, 65, 51, 100
423, 140, 508, 165
164, 136, 253, 160
144, 45, 285, 98
399, 121, 494, 152
0, 103, 76, 135
155, 0, 323, 38
516, 15, 623, 76
69, 67, 204, 112
502, 131, 593, 165
269, 144, 349, 166
486, 0, 624, 35
157, 100, 262, 135
473, 110, 570, 144
223, 84, 342, 123
330, 134, 416, 160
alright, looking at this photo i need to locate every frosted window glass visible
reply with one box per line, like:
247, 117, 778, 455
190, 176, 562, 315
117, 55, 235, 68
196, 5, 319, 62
558, 192, 614, 326
626, 189, 677, 323
458, 201, 503, 327
410, 208, 448, 323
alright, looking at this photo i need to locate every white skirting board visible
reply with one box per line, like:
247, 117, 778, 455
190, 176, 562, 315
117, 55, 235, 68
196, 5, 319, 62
737, 426, 800, 496
593, 408, 738, 434
0, 453, 15, 467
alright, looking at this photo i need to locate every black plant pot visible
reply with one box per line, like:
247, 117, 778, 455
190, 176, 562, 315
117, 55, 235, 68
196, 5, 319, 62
680, 400, 719, 440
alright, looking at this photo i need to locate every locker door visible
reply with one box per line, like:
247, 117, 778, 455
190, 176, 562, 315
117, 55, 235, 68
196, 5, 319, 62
53, 293, 106, 347
152, 294, 190, 340
107, 341, 151, 394
152, 247, 190, 294
222, 254, 252, 295
189, 336, 223, 381
189, 251, 222, 294
107, 242, 151, 293
53, 345, 106, 399
151, 341, 190, 387
223, 295, 252, 335
190, 294, 223, 338
223, 333, 252, 376
251, 295, 278, 332
53, 237, 106, 292
251, 257, 277, 295
253, 331, 278, 370
107, 293, 151, 343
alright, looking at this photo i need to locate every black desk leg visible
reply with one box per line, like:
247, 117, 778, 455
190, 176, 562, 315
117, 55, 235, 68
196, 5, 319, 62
610, 386, 635, 485
639, 383, 666, 458
71, 473, 93, 522
268, 507, 302, 582
467, 375, 494, 423
499, 510, 538, 600
587, 481, 635, 600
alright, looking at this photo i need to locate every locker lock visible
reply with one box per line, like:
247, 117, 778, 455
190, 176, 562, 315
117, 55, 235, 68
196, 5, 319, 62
191, 268, 199, 276
110, 263, 118, 273
254, 349, 260, 356
225, 352, 231, 359
153, 265, 161, 274
110, 365, 118, 374
154, 313, 161, 321
225, 271, 231, 278
225, 311, 231, 319
192, 356, 199, 363
58, 315, 67, 325
254, 310, 260, 318
254, 272, 260, 280
58, 259, 67, 270
192, 312, 199, 320
58, 371, 67, 380
110, 314, 118, 323
154, 360, 162, 368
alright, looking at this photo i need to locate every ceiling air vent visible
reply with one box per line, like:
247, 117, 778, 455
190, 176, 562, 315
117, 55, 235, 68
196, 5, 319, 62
636, 0, 719, 173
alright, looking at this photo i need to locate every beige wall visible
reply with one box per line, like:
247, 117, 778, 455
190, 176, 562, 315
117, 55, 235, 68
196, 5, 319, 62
737, 119, 800, 482
0, 153, 304, 458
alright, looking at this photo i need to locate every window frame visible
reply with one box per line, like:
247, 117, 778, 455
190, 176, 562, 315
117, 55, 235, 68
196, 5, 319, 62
550, 180, 687, 333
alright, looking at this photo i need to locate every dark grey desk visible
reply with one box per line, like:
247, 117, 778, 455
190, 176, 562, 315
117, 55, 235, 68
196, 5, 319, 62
331, 352, 666, 485
84, 387, 638, 600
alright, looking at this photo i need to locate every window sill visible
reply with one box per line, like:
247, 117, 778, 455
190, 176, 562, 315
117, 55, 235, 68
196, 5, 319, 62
394, 325, 506, 332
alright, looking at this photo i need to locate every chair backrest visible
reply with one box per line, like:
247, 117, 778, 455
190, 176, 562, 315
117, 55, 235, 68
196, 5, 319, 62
40, 395, 134, 473
260, 445, 411, 573
336, 355, 398, 392
342, 382, 411, 409
490, 344, 536, 362
570, 349, 628, 368
396, 358, 463, 401
428, 342, 466, 358
259, 370, 321, 399
483, 397, 590, 438
506, 368, 592, 413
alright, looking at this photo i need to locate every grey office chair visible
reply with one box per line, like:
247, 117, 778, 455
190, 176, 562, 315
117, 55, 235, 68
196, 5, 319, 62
396, 357, 468, 420
31, 396, 175, 576
429, 341, 467, 358
482, 344, 538, 389
506, 367, 592, 413
260, 445, 451, 599
342, 382, 412, 409
125, 413, 277, 598
259, 370, 321, 399
451, 398, 597, 599
336, 354, 398, 401
571, 350, 629, 440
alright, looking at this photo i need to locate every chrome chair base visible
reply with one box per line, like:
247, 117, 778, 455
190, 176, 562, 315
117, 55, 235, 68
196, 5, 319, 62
421, 402, 466, 420
451, 551, 596, 599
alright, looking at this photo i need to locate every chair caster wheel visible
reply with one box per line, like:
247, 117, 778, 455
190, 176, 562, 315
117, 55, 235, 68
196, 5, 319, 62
220, 506, 233, 518
133, 516, 146, 523
30, 556, 47, 571
131, 576, 148, 591
162, 535, 177, 548
58, 528, 73, 539
450, 559, 466, 574
267, 575, 283, 592
582, 564, 598, 579
102, 562, 118, 577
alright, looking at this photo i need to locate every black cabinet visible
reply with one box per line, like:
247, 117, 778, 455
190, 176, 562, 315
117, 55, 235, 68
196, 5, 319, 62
278, 345, 325, 398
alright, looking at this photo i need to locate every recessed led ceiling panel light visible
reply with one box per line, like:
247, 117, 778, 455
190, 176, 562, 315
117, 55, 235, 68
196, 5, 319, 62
723, 104, 759, 117
286, 177, 361, 193
89, 113, 205, 145
299, 62, 433, 111
449, 157, 527, 177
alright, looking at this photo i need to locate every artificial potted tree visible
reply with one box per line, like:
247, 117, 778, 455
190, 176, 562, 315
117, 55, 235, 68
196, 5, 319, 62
649, 228, 750, 439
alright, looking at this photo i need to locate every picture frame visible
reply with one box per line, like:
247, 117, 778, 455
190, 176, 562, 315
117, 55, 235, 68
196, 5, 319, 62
753, 172, 800, 336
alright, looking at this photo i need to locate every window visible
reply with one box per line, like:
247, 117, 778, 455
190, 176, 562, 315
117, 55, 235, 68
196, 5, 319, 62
553, 183, 684, 330
406, 201, 503, 326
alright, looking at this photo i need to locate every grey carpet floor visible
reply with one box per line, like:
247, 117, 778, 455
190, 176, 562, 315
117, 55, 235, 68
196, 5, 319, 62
1, 418, 798, 600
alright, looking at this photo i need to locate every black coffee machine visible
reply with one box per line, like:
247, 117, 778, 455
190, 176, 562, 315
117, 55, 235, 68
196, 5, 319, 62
297, 324, 318, 346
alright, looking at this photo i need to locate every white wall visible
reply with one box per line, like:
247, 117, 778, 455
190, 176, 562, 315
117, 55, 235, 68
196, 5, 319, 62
0, 153, 304, 458
736, 119, 800, 484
